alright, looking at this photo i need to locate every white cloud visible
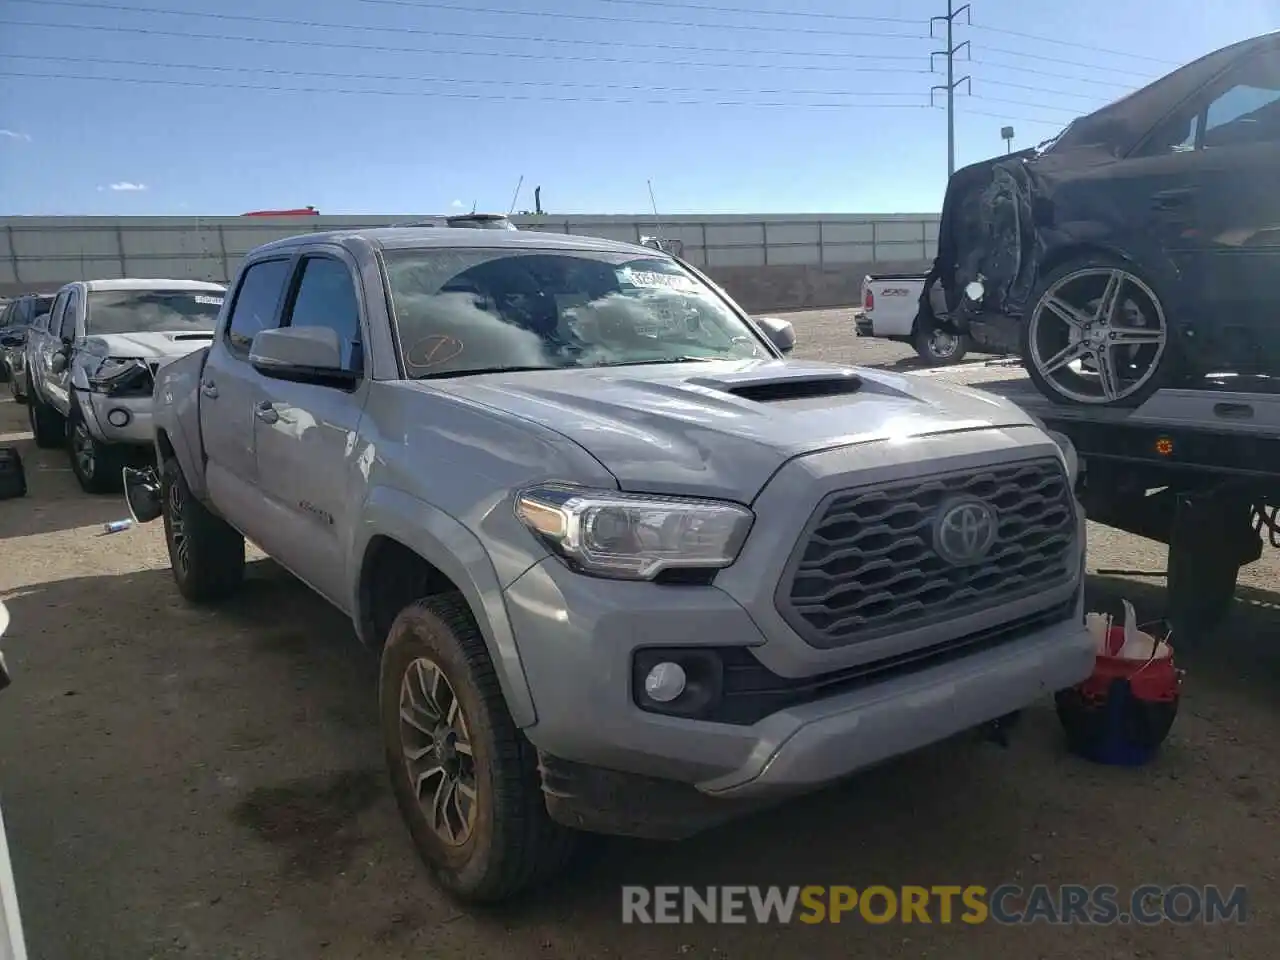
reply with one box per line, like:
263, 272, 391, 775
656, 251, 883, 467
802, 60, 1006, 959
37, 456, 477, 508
108, 181, 148, 192
450, 199, 464, 208
0, 130, 31, 142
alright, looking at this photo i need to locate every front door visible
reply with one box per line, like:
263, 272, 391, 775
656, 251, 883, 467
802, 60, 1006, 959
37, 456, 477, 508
1186, 49, 1280, 372
252, 251, 369, 609
198, 256, 294, 533
44, 286, 80, 415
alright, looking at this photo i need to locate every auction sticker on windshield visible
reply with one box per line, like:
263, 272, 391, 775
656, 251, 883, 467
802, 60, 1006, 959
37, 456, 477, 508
617, 267, 697, 292
193, 295, 224, 306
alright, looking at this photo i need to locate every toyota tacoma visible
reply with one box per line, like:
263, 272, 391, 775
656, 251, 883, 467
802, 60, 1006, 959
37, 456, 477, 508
122, 226, 1093, 903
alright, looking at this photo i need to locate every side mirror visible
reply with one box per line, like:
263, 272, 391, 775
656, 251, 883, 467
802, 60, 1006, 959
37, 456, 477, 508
249, 326, 357, 387
50, 353, 67, 374
756, 316, 795, 354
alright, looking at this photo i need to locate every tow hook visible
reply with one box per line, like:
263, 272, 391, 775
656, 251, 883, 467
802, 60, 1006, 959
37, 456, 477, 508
121, 466, 163, 524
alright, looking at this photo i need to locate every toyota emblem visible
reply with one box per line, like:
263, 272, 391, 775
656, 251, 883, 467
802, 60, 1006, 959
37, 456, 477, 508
934, 497, 999, 566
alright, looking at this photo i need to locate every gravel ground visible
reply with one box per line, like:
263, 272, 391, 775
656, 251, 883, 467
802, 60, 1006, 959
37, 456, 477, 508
0, 312, 1277, 959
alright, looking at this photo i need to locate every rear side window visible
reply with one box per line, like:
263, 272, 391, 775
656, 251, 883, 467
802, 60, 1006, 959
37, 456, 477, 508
284, 257, 362, 372
226, 259, 292, 355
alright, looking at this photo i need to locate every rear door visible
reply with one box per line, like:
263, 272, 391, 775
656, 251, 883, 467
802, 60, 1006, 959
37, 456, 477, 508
198, 256, 295, 533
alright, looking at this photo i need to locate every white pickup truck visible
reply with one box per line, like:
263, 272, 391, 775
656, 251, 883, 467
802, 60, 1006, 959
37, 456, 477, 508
857, 273, 974, 366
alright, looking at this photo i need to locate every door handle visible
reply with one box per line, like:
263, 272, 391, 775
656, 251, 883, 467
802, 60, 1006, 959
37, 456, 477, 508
1152, 187, 1195, 210
254, 403, 279, 425
200, 379, 218, 399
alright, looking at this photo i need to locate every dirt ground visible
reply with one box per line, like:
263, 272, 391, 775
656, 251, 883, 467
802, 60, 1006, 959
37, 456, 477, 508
0, 311, 1277, 959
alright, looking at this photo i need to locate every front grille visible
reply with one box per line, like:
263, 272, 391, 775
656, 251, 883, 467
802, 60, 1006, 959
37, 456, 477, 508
778, 457, 1076, 648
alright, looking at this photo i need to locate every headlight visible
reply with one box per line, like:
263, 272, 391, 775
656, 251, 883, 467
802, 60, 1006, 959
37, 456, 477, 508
514, 483, 755, 580
87, 356, 151, 395
1046, 429, 1080, 487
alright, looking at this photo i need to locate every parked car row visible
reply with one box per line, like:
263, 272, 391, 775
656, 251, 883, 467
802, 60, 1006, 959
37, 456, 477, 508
0, 293, 57, 403
8, 279, 226, 492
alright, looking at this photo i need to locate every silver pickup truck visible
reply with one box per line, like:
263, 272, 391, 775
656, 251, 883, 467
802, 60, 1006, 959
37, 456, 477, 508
123, 226, 1093, 904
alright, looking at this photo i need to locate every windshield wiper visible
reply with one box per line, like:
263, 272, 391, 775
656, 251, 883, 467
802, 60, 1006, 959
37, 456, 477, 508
414, 365, 556, 380
592, 356, 722, 368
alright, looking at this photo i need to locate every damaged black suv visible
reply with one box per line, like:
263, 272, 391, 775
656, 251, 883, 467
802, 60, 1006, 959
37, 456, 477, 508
920, 31, 1280, 407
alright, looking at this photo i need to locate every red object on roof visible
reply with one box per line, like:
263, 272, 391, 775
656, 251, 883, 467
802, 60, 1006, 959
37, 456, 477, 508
241, 207, 319, 216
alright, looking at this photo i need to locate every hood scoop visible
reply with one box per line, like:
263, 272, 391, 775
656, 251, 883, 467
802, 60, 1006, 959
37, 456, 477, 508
170, 332, 214, 341
696, 372, 865, 404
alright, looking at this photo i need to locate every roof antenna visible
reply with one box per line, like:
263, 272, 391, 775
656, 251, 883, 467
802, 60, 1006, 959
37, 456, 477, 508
647, 178, 665, 243
507, 174, 524, 215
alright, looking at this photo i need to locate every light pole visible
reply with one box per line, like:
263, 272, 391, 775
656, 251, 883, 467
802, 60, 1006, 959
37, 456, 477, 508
1001, 125, 1015, 154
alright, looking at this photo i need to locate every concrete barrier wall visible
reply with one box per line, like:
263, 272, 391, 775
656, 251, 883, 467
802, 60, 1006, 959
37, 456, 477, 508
0, 213, 939, 312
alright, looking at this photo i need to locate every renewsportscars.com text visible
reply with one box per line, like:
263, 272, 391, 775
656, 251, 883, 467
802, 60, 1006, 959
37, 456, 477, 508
621, 884, 1248, 925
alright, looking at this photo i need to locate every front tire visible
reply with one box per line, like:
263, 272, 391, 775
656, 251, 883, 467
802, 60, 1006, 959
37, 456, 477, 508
68, 402, 122, 494
27, 389, 65, 449
380, 594, 578, 904
1023, 254, 1178, 407
161, 457, 245, 603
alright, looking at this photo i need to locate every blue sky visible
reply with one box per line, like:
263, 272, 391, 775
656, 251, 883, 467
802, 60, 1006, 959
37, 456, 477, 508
1, 0, 1277, 216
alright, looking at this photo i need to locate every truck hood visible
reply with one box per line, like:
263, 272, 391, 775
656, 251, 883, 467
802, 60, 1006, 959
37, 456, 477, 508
421, 359, 1039, 501
81, 329, 215, 360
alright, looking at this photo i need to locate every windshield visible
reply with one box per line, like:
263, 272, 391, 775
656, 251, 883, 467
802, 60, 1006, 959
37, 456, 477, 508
383, 248, 769, 378
85, 289, 224, 336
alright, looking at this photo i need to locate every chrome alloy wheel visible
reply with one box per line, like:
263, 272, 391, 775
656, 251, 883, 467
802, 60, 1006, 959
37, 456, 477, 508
167, 473, 189, 576
1028, 267, 1167, 404
398, 657, 477, 846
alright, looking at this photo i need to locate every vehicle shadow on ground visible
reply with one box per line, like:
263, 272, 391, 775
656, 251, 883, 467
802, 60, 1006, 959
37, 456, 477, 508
2, 562, 1276, 957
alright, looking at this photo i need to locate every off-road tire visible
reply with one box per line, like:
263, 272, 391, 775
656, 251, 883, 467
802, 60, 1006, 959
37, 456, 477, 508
913, 320, 970, 366
27, 389, 65, 449
1023, 254, 1179, 408
68, 401, 123, 495
161, 457, 245, 604
379, 593, 579, 904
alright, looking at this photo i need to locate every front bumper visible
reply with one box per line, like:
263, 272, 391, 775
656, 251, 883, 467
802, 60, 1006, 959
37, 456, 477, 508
77, 389, 156, 446
507, 555, 1090, 802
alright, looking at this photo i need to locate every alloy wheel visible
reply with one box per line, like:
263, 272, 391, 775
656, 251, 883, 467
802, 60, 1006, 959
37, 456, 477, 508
398, 657, 478, 846
167, 476, 190, 575
72, 422, 96, 479
1028, 267, 1167, 404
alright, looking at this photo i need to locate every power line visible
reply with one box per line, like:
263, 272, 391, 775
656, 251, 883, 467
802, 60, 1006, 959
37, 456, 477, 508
22, 0, 929, 41
373, 0, 922, 25
978, 44, 1162, 79
355, 0, 928, 38
970, 59, 1147, 90
0, 70, 941, 109
0, 52, 1130, 107
0, 18, 933, 70
0, 53, 934, 98
969, 22, 1182, 66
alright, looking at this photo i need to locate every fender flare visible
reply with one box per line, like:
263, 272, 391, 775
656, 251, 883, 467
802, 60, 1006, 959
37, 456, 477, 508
353, 486, 538, 729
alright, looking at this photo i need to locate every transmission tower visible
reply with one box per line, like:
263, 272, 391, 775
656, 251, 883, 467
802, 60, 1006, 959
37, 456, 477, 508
931, 0, 972, 178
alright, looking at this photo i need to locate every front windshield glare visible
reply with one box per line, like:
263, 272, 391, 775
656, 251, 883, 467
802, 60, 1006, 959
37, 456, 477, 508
383, 248, 768, 377
86, 290, 224, 335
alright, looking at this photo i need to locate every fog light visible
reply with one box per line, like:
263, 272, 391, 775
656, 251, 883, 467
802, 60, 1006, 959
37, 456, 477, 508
643, 662, 687, 703
107, 408, 131, 427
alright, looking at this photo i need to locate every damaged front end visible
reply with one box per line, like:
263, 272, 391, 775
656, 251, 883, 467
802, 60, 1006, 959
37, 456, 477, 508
920, 148, 1044, 356
85, 356, 156, 398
